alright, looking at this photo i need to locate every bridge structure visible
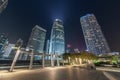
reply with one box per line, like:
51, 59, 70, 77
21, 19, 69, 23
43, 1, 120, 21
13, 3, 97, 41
0, 0, 8, 13
9, 47, 64, 72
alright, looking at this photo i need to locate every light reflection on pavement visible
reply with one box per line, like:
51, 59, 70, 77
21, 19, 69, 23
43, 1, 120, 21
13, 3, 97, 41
0, 66, 109, 80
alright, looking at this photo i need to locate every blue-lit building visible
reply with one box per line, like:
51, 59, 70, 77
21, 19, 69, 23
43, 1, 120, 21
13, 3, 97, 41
8, 39, 23, 60
45, 39, 50, 59
27, 25, 46, 60
80, 14, 110, 55
0, 0, 8, 13
45, 40, 50, 54
0, 33, 8, 58
49, 19, 65, 55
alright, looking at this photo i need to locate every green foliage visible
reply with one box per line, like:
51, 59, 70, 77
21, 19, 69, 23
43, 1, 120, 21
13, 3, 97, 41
112, 56, 118, 61
111, 55, 118, 64
62, 51, 97, 61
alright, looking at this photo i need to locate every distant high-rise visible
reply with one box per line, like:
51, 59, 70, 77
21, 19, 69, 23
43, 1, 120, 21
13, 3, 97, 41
45, 40, 50, 54
3, 43, 15, 58
45, 39, 50, 59
0, 0, 8, 13
27, 25, 46, 53
66, 44, 72, 53
0, 33, 8, 58
49, 19, 65, 55
74, 48, 80, 53
80, 14, 110, 55
8, 38, 23, 60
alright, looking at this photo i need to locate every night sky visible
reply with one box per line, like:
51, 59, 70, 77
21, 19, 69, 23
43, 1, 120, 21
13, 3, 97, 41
0, 0, 120, 52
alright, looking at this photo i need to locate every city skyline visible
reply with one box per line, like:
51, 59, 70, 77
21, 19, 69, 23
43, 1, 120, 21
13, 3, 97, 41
0, 1, 120, 80
0, 0, 120, 52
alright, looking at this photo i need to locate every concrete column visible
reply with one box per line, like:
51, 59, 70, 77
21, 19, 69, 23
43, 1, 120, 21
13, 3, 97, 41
42, 53, 45, 68
50, 54, 54, 67
68, 57, 70, 64
79, 58, 82, 64
29, 49, 34, 70
9, 47, 21, 72
56, 54, 59, 66
62, 56, 64, 66
75, 58, 77, 64
77, 58, 79, 64
18, 52, 23, 60
78, 58, 80, 64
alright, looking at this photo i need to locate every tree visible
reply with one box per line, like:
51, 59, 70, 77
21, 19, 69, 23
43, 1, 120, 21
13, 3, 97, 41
62, 51, 97, 65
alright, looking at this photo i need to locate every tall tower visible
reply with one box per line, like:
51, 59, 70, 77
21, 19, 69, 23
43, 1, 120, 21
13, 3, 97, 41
49, 19, 65, 55
0, 0, 8, 13
27, 25, 46, 55
80, 14, 110, 55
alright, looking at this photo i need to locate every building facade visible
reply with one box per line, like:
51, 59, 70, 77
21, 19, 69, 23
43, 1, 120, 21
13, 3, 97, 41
3, 43, 15, 58
8, 39, 23, 60
0, 0, 8, 13
80, 14, 110, 55
45, 40, 50, 59
0, 33, 8, 58
49, 19, 65, 55
27, 25, 46, 60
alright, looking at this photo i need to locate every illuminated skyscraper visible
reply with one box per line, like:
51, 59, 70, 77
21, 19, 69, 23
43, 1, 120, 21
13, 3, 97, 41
45, 40, 50, 54
0, 0, 8, 13
0, 33, 8, 58
80, 14, 110, 55
27, 25, 46, 54
45, 39, 50, 59
49, 19, 65, 55
3, 43, 15, 58
8, 39, 23, 59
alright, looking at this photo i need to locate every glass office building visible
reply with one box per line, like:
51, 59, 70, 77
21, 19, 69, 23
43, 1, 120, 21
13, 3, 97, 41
49, 19, 65, 55
0, 33, 8, 58
27, 25, 46, 60
27, 25, 46, 53
80, 14, 110, 55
